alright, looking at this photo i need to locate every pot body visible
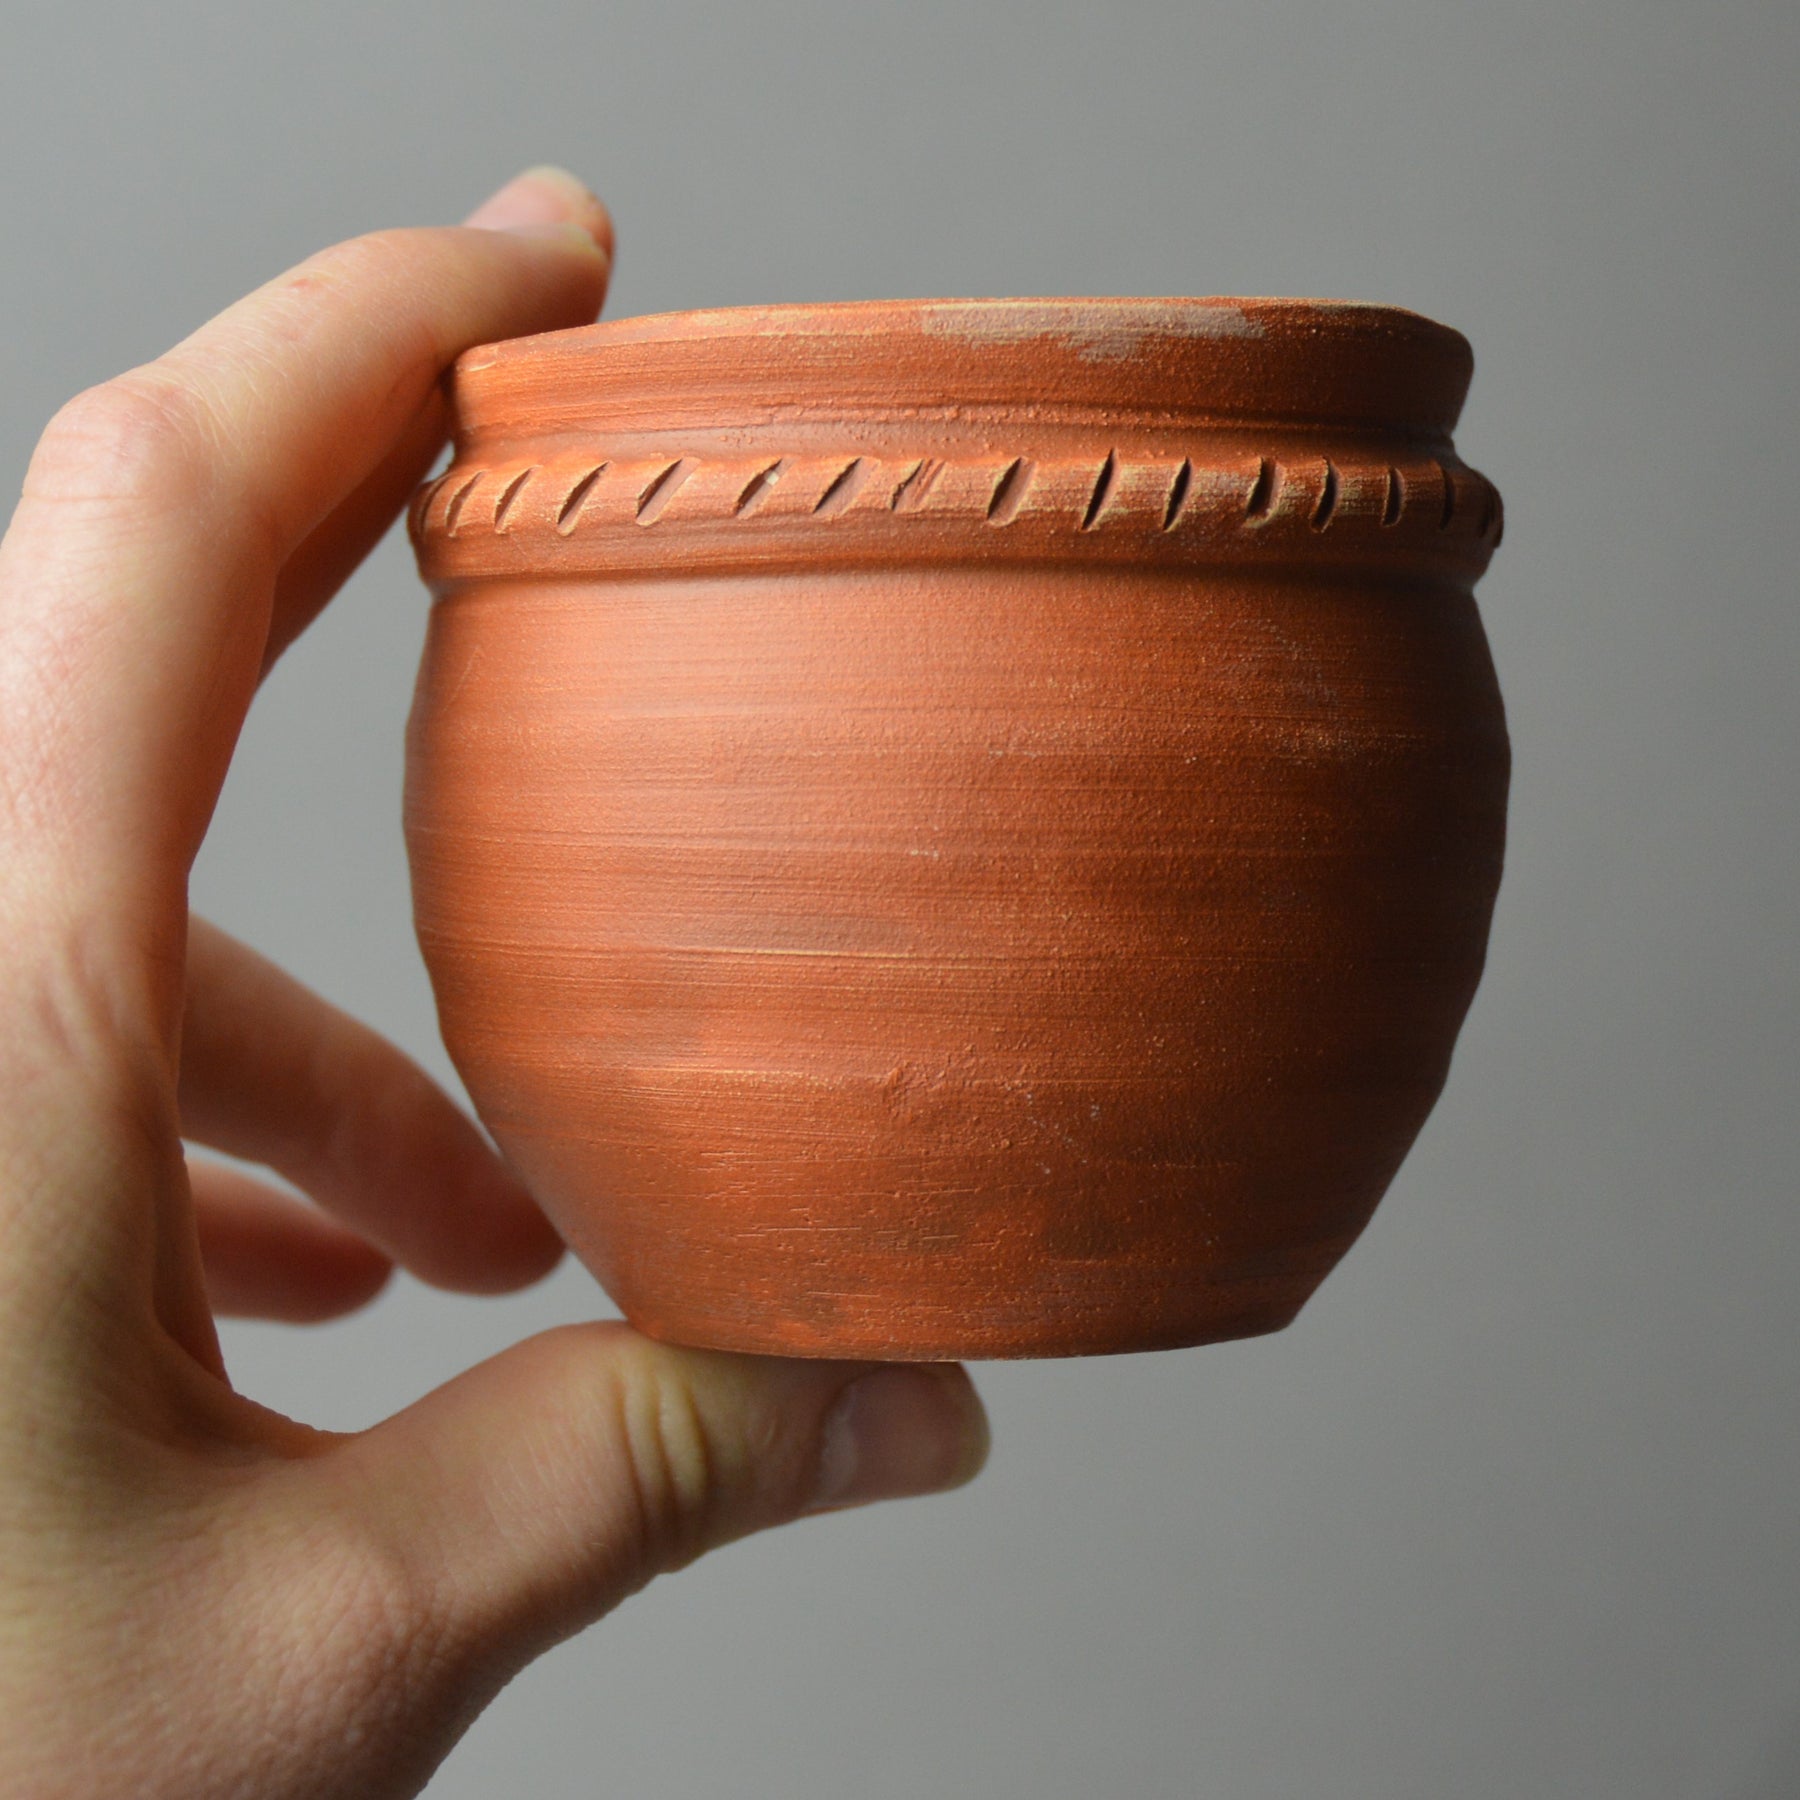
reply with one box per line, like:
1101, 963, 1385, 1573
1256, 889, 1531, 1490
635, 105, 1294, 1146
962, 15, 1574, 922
407, 298, 1508, 1359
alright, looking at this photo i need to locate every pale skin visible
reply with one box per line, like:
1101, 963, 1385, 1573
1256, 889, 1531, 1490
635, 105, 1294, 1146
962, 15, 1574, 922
0, 169, 988, 1800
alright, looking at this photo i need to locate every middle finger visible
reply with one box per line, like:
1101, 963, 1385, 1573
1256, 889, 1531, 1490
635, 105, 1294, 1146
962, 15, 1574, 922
179, 919, 563, 1293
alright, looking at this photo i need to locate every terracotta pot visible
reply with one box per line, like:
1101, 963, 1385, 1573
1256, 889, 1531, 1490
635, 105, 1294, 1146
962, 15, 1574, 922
405, 297, 1508, 1360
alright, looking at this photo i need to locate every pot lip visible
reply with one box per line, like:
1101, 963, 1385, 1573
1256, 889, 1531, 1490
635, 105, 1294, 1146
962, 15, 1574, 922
463, 293, 1465, 367
450, 296, 1478, 448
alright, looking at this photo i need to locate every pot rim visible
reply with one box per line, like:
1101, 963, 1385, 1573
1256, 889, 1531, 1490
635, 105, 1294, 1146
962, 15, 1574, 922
463, 292, 1464, 357
449, 294, 1477, 446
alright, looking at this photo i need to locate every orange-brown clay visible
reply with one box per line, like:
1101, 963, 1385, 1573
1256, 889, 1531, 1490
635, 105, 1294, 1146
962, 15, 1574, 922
406, 298, 1508, 1359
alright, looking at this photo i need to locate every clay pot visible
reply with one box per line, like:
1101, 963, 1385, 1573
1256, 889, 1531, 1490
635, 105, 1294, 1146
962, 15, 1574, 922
405, 297, 1508, 1360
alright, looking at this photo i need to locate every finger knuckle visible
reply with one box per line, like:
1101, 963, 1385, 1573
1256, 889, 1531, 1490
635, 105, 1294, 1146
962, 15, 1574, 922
273, 228, 448, 396
284, 228, 424, 313
303, 1523, 448, 1725
602, 1350, 718, 1574
27, 373, 215, 514
341, 224, 427, 271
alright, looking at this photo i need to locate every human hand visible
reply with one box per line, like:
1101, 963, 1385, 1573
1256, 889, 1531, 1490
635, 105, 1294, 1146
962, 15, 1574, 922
0, 168, 988, 1800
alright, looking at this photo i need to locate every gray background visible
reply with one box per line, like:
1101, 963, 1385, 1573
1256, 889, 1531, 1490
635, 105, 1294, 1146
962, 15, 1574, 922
3, 1, 1796, 1794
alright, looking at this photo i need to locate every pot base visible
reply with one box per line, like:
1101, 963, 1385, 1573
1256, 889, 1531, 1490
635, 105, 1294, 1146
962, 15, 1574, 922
618, 1292, 1312, 1363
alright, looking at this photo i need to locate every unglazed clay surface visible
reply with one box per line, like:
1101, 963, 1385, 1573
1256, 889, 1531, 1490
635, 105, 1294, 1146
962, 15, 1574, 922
406, 298, 1509, 1359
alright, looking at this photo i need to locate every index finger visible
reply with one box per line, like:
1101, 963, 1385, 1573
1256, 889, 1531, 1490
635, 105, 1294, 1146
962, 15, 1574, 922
0, 192, 610, 927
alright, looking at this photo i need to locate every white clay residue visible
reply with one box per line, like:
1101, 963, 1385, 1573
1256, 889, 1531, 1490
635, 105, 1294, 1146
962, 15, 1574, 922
920, 300, 1263, 360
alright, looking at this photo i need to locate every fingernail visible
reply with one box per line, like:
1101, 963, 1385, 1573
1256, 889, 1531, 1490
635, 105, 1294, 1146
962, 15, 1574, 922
806, 1368, 989, 1514
466, 166, 614, 260
514, 164, 598, 206
496, 220, 612, 267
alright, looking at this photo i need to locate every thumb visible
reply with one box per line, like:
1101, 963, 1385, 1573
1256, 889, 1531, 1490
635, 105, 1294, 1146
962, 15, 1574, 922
328, 1322, 988, 1672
